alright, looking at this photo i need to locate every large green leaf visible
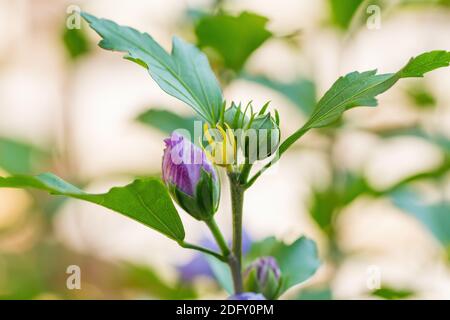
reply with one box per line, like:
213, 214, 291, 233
279, 51, 450, 155
243, 74, 316, 116
0, 173, 185, 241
195, 11, 272, 72
248, 236, 320, 295
82, 12, 223, 124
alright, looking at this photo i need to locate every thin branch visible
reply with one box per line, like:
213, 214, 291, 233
178, 241, 227, 262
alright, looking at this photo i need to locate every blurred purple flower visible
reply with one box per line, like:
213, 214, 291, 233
228, 292, 266, 300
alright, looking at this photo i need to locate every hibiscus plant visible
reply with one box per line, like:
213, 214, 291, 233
0, 12, 449, 300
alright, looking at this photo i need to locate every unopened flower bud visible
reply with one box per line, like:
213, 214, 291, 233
224, 102, 249, 130
162, 132, 220, 221
243, 114, 280, 162
244, 256, 282, 299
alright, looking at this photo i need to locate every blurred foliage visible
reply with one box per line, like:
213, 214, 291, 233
371, 286, 415, 300
195, 11, 272, 72
0, 242, 121, 299
0, 138, 48, 174
120, 264, 197, 299
62, 27, 90, 60
137, 109, 198, 138
392, 190, 450, 249
328, 0, 365, 30
295, 286, 333, 300
406, 85, 437, 109
310, 172, 370, 236
242, 74, 316, 116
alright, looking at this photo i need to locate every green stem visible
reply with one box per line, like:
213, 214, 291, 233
179, 241, 226, 262
205, 218, 230, 257
228, 172, 245, 293
239, 163, 253, 184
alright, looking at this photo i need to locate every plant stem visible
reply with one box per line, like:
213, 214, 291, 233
228, 172, 245, 293
205, 218, 230, 257
179, 241, 226, 262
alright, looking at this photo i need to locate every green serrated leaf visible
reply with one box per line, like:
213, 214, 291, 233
399, 50, 450, 78
82, 12, 223, 124
279, 50, 450, 155
195, 11, 272, 72
248, 236, 320, 294
0, 173, 185, 241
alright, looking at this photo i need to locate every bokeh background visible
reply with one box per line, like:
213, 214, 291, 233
0, 0, 450, 299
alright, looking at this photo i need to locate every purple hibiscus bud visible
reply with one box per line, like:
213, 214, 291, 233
162, 132, 220, 221
228, 292, 266, 300
244, 257, 282, 300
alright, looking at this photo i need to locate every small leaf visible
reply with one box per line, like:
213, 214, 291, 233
279, 51, 450, 155
399, 50, 450, 78
0, 173, 185, 241
137, 108, 199, 138
82, 12, 223, 124
248, 236, 320, 294
195, 12, 272, 72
